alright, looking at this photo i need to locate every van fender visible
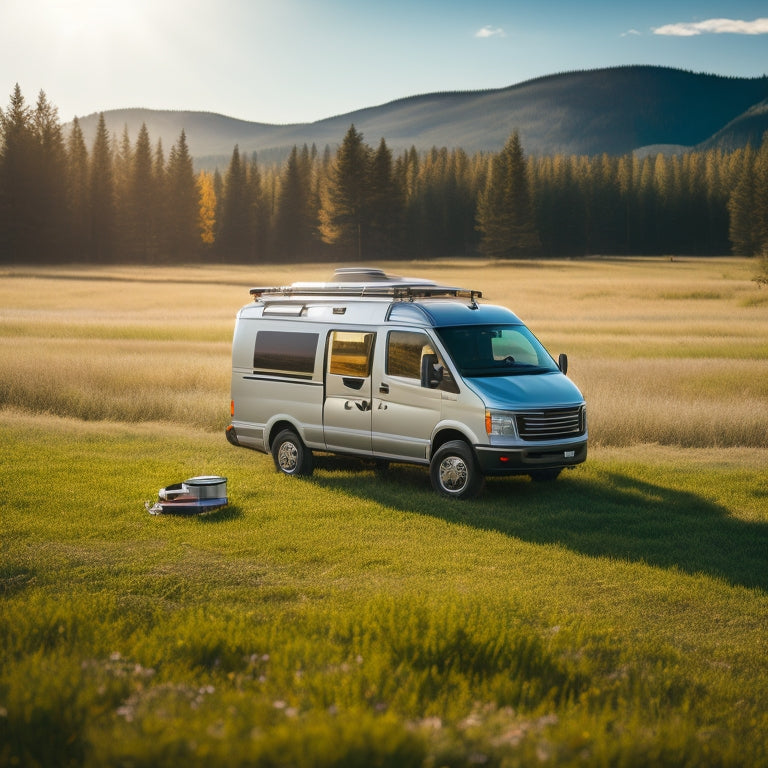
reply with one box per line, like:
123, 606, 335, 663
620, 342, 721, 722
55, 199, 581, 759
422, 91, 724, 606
264, 415, 324, 452
429, 420, 483, 461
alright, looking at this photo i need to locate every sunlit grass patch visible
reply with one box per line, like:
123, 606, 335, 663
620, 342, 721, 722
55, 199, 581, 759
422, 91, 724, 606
578, 358, 768, 448
542, 331, 768, 360
2, 258, 767, 449
740, 291, 768, 307
657, 290, 725, 300
2, 411, 768, 767
0, 336, 230, 429
0, 317, 232, 342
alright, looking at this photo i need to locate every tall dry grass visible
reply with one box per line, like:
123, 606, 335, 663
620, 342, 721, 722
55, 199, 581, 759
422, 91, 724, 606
1, 258, 766, 447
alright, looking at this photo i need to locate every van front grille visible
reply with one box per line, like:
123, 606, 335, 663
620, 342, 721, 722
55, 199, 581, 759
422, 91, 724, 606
516, 406, 585, 441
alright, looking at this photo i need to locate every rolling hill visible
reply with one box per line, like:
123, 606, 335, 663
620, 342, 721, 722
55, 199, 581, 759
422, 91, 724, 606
68, 66, 768, 167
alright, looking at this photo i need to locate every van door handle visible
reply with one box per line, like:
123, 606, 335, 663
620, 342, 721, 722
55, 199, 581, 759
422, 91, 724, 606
379, 383, 389, 394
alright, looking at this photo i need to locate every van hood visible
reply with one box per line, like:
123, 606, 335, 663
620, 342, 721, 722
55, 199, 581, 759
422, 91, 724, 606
464, 372, 584, 410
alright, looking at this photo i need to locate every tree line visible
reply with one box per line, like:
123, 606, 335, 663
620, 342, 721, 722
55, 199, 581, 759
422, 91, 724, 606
1, 85, 767, 265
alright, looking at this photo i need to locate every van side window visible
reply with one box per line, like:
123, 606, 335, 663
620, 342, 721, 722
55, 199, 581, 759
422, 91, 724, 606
253, 330, 318, 376
328, 331, 375, 377
387, 331, 458, 392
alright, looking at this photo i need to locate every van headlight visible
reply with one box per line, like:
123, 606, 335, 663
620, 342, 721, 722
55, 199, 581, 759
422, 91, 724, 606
485, 409, 518, 437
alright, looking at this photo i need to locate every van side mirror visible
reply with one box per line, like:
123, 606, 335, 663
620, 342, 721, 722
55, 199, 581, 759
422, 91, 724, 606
558, 353, 568, 375
421, 354, 444, 388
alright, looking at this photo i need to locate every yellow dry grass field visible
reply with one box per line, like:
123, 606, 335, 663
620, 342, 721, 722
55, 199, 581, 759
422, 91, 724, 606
0, 258, 766, 448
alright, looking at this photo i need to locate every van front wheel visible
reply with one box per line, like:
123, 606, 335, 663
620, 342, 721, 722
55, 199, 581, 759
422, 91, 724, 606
430, 441, 484, 499
272, 429, 314, 477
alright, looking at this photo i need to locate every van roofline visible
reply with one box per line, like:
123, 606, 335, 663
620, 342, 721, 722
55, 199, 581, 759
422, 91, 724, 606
250, 267, 482, 304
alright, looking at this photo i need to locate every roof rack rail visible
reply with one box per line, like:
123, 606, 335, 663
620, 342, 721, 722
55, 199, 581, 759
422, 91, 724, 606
249, 268, 482, 303
249, 283, 482, 301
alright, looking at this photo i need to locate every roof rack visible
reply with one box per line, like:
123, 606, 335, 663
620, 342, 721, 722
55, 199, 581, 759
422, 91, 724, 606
250, 268, 482, 303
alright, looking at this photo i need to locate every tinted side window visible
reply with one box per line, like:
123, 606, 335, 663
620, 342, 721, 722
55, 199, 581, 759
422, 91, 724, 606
387, 331, 430, 379
387, 331, 458, 392
328, 331, 375, 377
253, 330, 318, 376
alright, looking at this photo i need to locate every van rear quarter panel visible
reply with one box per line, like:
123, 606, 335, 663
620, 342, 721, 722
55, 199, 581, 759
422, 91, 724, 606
231, 316, 325, 452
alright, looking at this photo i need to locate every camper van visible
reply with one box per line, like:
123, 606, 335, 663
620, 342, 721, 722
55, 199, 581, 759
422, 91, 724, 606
226, 268, 587, 499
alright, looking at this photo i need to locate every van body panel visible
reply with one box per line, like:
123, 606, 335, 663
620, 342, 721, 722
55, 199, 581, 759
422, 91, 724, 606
324, 372, 373, 454
371, 377, 441, 460
233, 378, 325, 452
464, 371, 584, 411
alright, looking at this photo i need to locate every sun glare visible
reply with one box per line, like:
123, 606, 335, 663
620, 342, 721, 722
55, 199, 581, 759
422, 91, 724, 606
47, 0, 142, 43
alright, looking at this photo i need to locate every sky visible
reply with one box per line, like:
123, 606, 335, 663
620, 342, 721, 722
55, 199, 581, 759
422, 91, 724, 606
2, 0, 767, 125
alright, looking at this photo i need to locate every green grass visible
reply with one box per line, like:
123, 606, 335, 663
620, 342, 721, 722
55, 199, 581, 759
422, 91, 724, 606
1, 259, 768, 766
2, 411, 767, 767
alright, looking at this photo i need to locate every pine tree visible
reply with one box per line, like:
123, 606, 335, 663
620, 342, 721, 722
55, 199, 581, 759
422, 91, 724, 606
89, 113, 115, 262
213, 168, 224, 243
245, 153, 269, 262
418, 147, 451, 257
166, 129, 199, 261
274, 145, 316, 260
217, 145, 251, 261
616, 153, 636, 253
127, 123, 156, 262
153, 139, 168, 257
728, 146, 757, 256
367, 138, 403, 259
31, 91, 68, 262
319, 124, 372, 259
0, 84, 35, 263
704, 149, 729, 254
533, 154, 584, 256
113, 125, 133, 259
395, 146, 420, 256
65, 117, 90, 260
476, 132, 540, 258
447, 148, 479, 257
636, 156, 657, 253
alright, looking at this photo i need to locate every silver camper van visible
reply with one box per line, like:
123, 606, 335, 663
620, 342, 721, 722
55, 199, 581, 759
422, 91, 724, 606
226, 268, 587, 499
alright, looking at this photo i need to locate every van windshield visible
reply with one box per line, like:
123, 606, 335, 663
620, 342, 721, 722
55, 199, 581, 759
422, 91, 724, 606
435, 325, 559, 377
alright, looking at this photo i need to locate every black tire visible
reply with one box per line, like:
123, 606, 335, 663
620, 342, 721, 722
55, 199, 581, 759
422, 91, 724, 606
529, 468, 562, 482
271, 429, 314, 476
429, 440, 484, 499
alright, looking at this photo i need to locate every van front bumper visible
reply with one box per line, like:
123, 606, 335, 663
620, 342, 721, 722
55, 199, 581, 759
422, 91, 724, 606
474, 441, 587, 475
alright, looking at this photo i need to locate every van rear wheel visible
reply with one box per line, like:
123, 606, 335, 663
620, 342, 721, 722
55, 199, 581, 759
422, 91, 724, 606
430, 441, 484, 499
272, 429, 314, 476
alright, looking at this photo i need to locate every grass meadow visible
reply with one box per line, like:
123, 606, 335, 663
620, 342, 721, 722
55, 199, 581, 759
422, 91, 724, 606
1, 258, 767, 766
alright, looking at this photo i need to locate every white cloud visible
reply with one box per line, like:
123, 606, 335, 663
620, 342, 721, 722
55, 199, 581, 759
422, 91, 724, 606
653, 17, 768, 36
620, 29, 642, 37
475, 25, 506, 39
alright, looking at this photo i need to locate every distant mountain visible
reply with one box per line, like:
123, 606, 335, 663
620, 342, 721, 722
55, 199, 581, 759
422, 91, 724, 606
68, 66, 768, 168
697, 98, 768, 152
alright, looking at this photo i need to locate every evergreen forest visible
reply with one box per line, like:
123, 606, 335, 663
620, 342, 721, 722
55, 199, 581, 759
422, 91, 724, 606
1, 85, 768, 265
